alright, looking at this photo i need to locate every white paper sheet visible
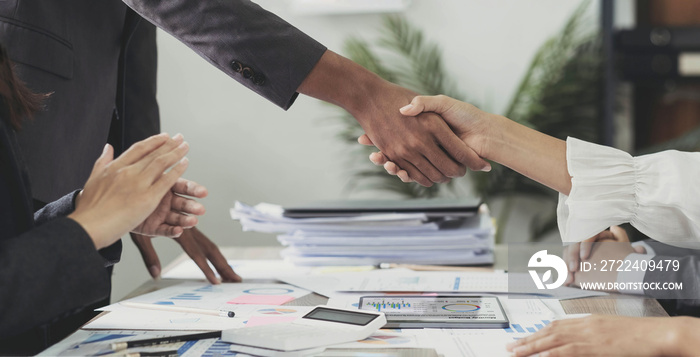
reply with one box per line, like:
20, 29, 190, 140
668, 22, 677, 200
161, 259, 312, 280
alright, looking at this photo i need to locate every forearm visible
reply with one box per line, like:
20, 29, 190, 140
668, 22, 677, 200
297, 50, 408, 117
481, 113, 571, 195
0, 218, 109, 336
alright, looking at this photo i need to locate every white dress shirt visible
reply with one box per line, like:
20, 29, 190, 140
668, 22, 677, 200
557, 137, 700, 248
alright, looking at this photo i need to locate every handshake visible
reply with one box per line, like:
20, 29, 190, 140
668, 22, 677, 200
356, 95, 493, 186
355, 94, 572, 198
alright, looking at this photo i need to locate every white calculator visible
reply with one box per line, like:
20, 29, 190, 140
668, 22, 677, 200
221, 306, 386, 352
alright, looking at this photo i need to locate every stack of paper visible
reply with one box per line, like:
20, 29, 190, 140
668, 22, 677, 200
231, 201, 495, 266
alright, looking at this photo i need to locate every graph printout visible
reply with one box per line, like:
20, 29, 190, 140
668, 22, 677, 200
359, 296, 507, 323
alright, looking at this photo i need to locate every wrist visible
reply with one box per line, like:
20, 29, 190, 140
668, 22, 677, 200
67, 212, 102, 250
665, 316, 700, 356
297, 50, 404, 119
475, 112, 509, 161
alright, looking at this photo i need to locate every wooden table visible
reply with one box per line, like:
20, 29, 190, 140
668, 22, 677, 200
128, 246, 669, 317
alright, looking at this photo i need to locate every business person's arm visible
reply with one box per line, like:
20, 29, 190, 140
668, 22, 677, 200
507, 315, 700, 357
365, 95, 700, 244
120, 0, 489, 186
362, 95, 570, 193
0, 217, 111, 338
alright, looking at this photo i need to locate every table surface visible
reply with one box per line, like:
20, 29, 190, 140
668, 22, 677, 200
128, 246, 669, 317
42, 245, 666, 357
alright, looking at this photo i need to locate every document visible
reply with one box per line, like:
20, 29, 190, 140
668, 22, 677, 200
87, 282, 313, 330
86, 304, 315, 331
231, 201, 495, 266
282, 271, 510, 296
161, 259, 312, 280
39, 329, 231, 357
107, 282, 311, 310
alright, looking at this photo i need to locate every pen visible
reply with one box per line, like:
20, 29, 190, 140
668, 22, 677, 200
120, 301, 235, 318
111, 331, 222, 352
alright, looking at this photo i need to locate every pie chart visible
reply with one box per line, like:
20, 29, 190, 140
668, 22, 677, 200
442, 303, 480, 312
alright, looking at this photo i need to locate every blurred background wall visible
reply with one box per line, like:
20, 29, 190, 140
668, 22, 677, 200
112, 0, 635, 301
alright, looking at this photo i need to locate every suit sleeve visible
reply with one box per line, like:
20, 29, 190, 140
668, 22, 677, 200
33, 190, 80, 226
643, 240, 700, 258
121, 0, 327, 110
0, 218, 110, 337
643, 254, 700, 316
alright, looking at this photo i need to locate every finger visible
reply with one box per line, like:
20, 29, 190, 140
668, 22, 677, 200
130, 232, 162, 279
152, 224, 184, 238
399, 95, 452, 117
564, 243, 581, 272
369, 152, 389, 166
177, 229, 221, 284
92, 144, 115, 174
396, 169, 412, 182
507, 319, 582, 351
512, 333, 571, 357
421, 137, 467, 178
384, 161, 401, 175
610, 225, 629, 242
395, 158, 433, 187
536, 343, 589, 357
172, 178, 208, 199
437, 129, 491, 173
564, 270, 575, 286
139, 139, 188, 179
151, 156, 190, 194
170, 195, 206, 216
410, 154, 449, 184
114, 132, 169, 167
580, 234, 603, 260
190, 228, 242, 283
358, 134, 374, 146
165, 211, 198, 228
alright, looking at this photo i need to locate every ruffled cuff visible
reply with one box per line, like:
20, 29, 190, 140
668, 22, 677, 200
557, 137, 637, 242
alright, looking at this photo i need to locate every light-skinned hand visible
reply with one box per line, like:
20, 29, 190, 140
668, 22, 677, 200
69, 133, 190, 250
132, 227, 242, 284
506, 315, 697, 356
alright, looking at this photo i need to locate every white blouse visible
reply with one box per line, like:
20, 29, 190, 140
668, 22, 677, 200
557, 137, 700, 248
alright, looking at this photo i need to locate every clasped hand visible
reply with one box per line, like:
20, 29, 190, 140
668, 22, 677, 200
69, 133, 197, 250
359, 95, 493, 182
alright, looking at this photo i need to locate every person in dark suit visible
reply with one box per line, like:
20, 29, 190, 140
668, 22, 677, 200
0, 44, 208, 354
0, 0, 490, 296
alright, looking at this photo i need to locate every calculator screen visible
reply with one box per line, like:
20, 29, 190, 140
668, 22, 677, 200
303, 307, 378, 326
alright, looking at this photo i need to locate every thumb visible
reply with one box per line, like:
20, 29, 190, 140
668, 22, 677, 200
399, 95, 450, 117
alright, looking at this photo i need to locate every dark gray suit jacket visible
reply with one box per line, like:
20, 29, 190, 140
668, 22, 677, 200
0, 0, 326, 203
0, 117, 110, 354
0, 0, 325, 352
641, 241, 700, 316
